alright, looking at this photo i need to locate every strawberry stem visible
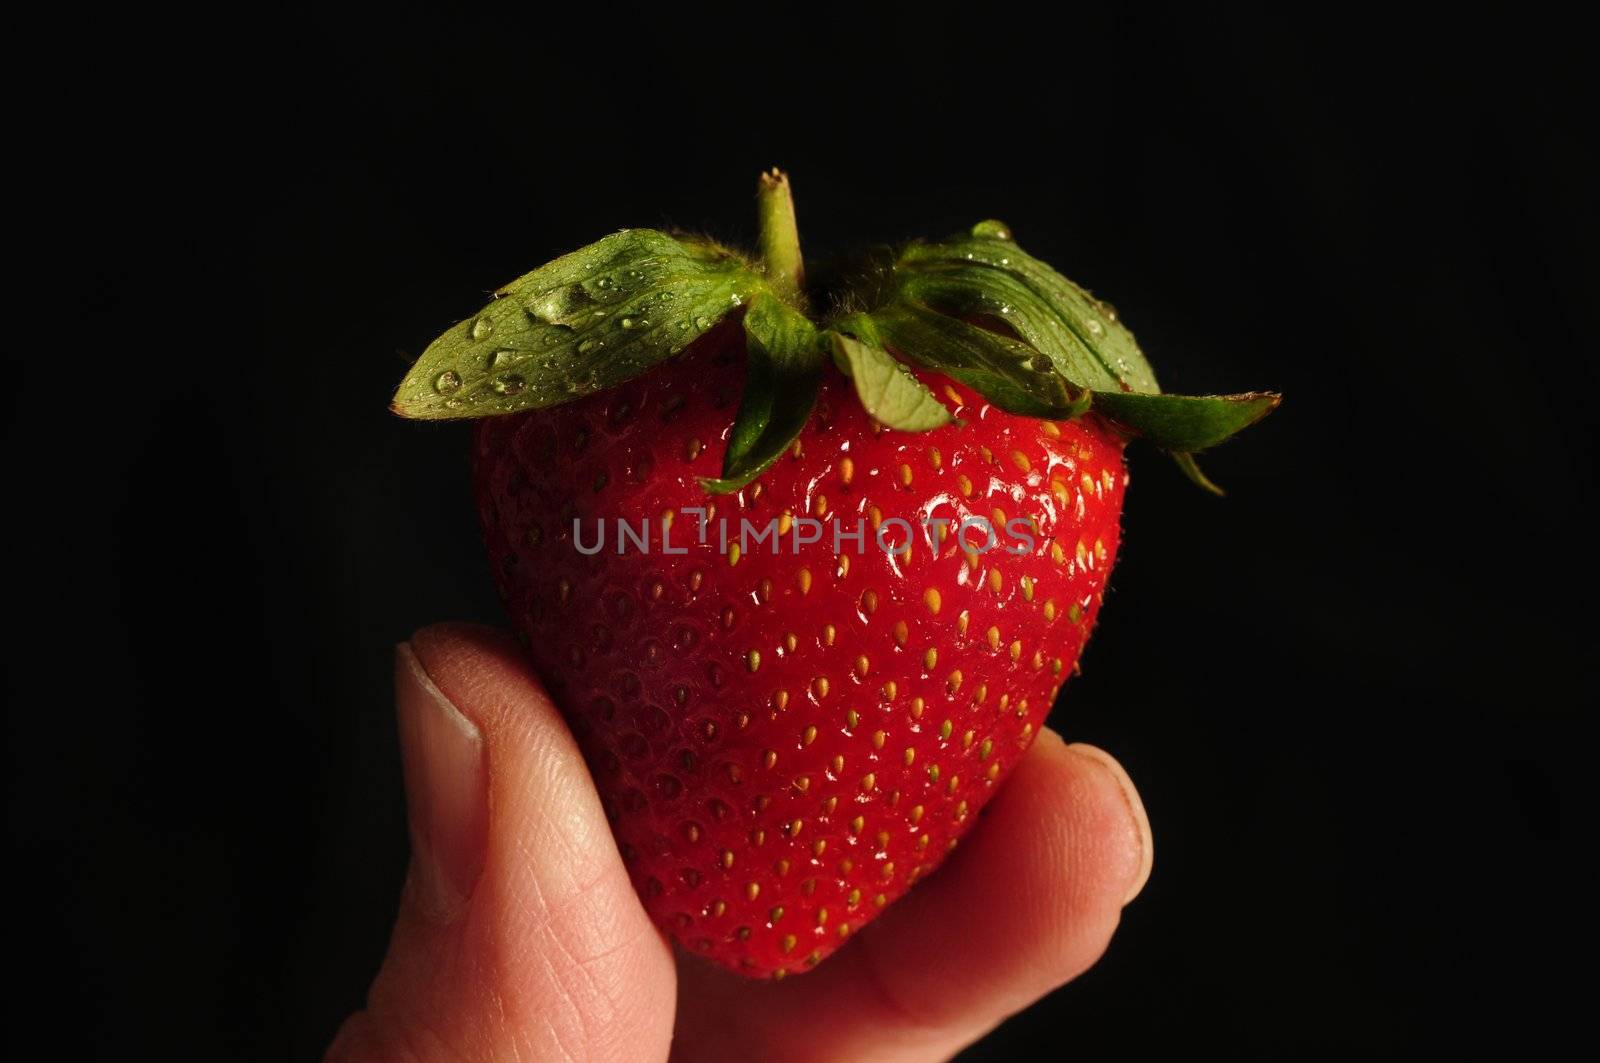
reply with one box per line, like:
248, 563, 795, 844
757, 168, 806, 308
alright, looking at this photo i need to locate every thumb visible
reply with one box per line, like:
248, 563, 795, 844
328, 623, 676, 1062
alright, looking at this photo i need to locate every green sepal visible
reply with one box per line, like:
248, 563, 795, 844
897, 221, 1160, 395
1088, 390, 1281, 452
826, 219, 1278, 481
839, 303, 1089, 419
1171, 452, 1225, 496
701, 292, 824, 494
391, 229, 761, 420
828, 331, 952, 431
390, 176, 1281, 499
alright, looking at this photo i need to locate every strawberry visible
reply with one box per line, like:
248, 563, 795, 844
393, 170, 1277, 977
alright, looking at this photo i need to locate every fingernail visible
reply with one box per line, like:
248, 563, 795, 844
395, 642, 487, 921
1066, 743, 1154, 905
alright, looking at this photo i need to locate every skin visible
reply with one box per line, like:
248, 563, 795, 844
327, 623, 1153, 1063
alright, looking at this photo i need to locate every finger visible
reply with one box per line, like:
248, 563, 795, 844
672, 729, 1151, 1063
328, 623, 676, 1063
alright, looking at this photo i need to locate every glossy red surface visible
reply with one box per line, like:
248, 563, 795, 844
473, 330, 1128, 976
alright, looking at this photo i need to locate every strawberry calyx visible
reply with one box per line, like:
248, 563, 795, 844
391, 169, 1280, 494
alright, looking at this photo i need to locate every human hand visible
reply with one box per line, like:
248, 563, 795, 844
328, 623, 1152, 1062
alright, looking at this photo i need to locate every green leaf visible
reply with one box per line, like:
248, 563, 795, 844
702, 293, 824, 494
898, 224, 1160, 396
392, 229, 761, 420
1171, 452, 1226, 496
842, 302, 1088, 419
828, 331, 952, 431
1088, 390, 1281, 452
824, 222, 1278, 494
898, 266, 1120, 393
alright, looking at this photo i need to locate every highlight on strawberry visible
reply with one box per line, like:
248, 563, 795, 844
391, 169, 1278, 978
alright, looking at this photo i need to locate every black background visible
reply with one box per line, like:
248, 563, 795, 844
9, 8, 1592, 1059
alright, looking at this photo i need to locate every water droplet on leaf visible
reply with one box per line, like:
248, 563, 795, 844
471, 317, 494, 340
491, 374, 526, 396
527, 285, 589, 325
970, 219, 1012, 240
433, 370, 462, 393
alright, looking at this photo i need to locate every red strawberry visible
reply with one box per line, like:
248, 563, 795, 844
393, 170, 1277, 978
